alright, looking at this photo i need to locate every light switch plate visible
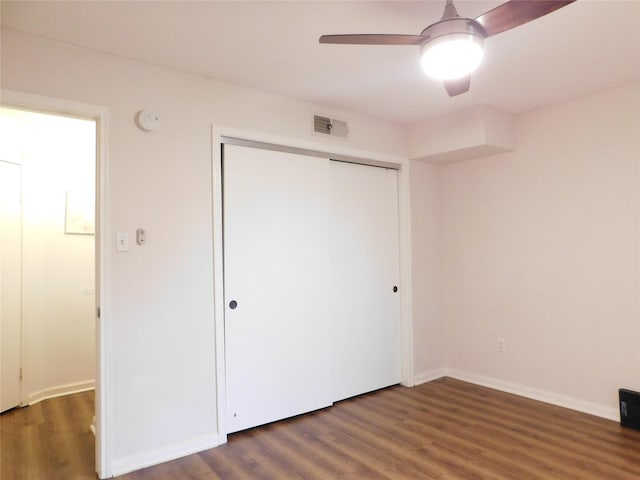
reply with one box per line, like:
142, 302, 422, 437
116, 232, 129, 252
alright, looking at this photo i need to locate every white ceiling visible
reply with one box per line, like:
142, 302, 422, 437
2, 1, 639, 126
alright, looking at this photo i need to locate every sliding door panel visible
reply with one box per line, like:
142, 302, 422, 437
223, 144, 332, 433
330, 161, 401, 402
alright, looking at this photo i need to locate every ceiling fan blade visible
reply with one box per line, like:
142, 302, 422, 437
476, 0, 576, 38
319, 34, 424, 45
444, 76, 471, 97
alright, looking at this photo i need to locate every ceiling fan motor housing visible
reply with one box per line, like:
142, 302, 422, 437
420, 17, 486, 47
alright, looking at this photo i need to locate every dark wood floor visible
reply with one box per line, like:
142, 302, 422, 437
3, 378, 640, 479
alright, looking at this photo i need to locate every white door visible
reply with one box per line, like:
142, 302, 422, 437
1, 160, 22, 412
223, 144, 333, 433
330, 161, 401, 401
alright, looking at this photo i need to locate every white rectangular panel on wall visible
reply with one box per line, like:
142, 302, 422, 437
1, 161, 22, 412
330, 161, 401, 402
223, 144, 332, 433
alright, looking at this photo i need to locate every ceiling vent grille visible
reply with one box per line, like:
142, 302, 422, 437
313, 114, 349, 138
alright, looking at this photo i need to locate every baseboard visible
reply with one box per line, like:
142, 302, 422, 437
26, 380, 95, 405
413, 368, 447, 386
111, 433, 223, 477
445, 369, 619, 421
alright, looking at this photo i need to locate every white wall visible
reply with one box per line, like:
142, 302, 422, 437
0, 108, 96, 403
0, 28, 407, 475
441, 82, 640, 417
409, 160, 445, 381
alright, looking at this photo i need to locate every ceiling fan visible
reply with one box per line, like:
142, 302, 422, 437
319, 0, 576, 97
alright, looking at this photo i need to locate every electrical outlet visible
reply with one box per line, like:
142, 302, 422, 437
497, 338, 505, 354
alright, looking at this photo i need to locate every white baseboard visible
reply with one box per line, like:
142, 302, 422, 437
111, 433, 223, 477
26, 380, 95, 405
444, 369, 619, 422
413, 368, 446, 386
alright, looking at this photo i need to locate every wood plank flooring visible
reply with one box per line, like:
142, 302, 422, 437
3, 378, 640, 479
1, 390, 95, 480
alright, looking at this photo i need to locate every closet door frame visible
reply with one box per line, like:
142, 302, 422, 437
211, 127, 414, 442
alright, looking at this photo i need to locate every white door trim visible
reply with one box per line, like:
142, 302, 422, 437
0, 160, 23, 412
211, 125, 414, 441
1, 89, 112, 479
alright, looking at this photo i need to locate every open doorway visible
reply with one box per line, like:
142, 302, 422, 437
0, 106, 98, 470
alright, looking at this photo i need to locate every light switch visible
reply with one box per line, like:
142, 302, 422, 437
116, 232, 129, 252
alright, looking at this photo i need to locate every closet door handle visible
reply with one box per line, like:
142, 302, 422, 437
393, 286, 398, 293
229, 300, 238, 309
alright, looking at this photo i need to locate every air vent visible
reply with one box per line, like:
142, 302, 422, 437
313, 114, 349, 138
314, 115, 332, 135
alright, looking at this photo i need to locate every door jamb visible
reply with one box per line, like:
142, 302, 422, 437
1, 90, 112, 479
0, 159, 23, 412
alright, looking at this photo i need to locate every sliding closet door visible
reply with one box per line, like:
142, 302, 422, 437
330, 161, 401, 402
223, 144, 332, 433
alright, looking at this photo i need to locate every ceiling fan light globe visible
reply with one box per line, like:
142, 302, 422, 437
420, 33, 484, 80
